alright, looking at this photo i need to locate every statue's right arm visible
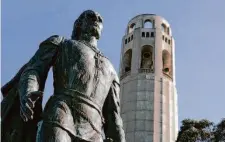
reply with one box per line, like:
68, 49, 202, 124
18, 35, 64, 121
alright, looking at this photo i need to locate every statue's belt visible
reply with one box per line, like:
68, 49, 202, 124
54, 89, 105, 123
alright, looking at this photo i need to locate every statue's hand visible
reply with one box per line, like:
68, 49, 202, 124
20, 91, 43, 122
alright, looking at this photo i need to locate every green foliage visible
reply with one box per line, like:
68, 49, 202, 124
176, 118, 225, 142
212, 118, 225, 142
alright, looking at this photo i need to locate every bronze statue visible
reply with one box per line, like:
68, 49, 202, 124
1, 10, 126, 142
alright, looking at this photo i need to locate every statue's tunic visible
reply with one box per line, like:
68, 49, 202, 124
18, 35, 125, 142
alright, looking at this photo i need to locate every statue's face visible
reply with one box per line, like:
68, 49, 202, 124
80, 10, 103, 39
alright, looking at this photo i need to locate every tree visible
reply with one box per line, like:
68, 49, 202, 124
212, 118, 225, 142
177, 118, 225, 142
176, 119, 214, 142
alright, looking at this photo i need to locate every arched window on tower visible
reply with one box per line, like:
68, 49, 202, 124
161, 23, 167, 33
162, 50, 172, 76
144, 20, 153, 28
129, 23, 136, 33
167, 27, 170, 35
123, 49, 132, 73
140, 45, 153, 72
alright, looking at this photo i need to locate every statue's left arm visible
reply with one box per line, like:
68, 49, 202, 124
103, 75, 126, 142
18, 35, 63, 122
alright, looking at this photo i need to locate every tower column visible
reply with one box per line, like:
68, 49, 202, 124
120, 14, 178, 142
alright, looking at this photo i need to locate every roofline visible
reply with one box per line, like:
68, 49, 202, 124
128, 14, 156, 23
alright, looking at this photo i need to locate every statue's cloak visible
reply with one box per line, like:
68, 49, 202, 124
1, 64, 43, 142
1, 35, 62, 141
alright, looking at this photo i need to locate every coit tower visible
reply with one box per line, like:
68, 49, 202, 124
119, 14, 178, 142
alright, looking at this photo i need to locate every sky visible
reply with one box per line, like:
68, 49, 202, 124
2, 0, 225, 126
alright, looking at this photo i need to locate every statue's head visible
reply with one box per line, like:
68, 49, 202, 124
71, 10, 103, 40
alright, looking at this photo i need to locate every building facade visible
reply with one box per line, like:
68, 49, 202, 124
119, 14, 178, 142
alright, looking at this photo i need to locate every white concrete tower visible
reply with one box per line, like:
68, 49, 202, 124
119, 14, 178, 142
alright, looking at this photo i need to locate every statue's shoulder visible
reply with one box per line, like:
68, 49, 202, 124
113, 69, 120, 85
107, 60, 120, 86
104, 58, 120, 84
39, 35, 66, 48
